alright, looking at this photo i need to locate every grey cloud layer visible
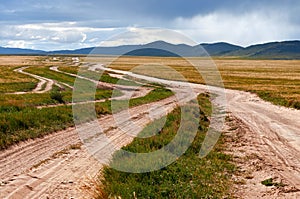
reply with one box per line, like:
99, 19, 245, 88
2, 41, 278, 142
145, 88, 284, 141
0, 0, 299, 50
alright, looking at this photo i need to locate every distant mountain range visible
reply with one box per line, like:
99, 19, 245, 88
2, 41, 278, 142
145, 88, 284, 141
0, 46, 45, 55
1, 40, 300, 59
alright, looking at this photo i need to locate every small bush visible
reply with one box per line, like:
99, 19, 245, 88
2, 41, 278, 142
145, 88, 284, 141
287, 100, 300, 109
50, 90, 65, 103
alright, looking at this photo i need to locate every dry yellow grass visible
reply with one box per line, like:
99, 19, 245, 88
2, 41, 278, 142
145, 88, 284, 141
0, 56, 40, 66
0, 56, 41, 92
86, 56, 300, 108
1, 56, 298, 108
0, 56, 38, 83
0, 56, 77, 92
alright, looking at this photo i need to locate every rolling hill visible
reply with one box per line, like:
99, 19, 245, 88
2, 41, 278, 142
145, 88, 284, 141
226, 40, 300, 59
197, 42, 243, 56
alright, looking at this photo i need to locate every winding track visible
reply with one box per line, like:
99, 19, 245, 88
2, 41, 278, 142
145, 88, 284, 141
12, 66, 74, 94
12, 66, 56, 94
0, 64, 299, 198
11, 66, 153, 109
49, 66, 153, 101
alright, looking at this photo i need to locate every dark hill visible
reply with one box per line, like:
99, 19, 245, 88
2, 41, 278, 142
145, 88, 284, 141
124, 48, 180, 57
0, 46, 45, 55
1, 40, 300, 59
199, 42, 243, 56
226, 41, 300, 59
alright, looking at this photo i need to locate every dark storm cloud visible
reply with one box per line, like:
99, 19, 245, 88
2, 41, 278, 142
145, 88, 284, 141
1, 0, 298, 24
0, 0, 300, 50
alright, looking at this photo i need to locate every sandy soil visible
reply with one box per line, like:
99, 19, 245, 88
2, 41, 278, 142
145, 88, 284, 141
224, 90, 300, 198
0, 65, 299, 198
0, 92, 186, 198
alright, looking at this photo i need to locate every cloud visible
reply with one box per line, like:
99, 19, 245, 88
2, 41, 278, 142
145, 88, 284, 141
173, 10, 300, 46
0, 22, 123, 50
5, 40, 27, 48
0, 1, 300, 50
99, 28, 196, 46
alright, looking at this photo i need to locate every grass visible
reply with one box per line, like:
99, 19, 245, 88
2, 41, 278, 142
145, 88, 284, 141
74, 87, 174, 124
0, 105, 74, 149
256, 91, 300, 109
0, 87, 173, 149
0, 56, 76, 93
96, 93, 235, 199
261, 178, 286, 187
2, 56, 299, 109
0, 63, 38, 93
0, 82, 37, 93
59, 65, 140, 86
102, 87, 173, 114
102, 56, 300, 109
0, 56, 69, 93
24, 66, 76, 86
0, 89, 115, 108
0, 56, 174, 149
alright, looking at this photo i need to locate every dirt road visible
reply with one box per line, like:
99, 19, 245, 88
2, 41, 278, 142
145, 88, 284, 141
225, 90, 300, 198
0, 91, 191, 198
0, 65, 299, 198
50, 65, 153, 101
87, 65, 300, 198
12, 66, 75, 95
12, 66, 55, 94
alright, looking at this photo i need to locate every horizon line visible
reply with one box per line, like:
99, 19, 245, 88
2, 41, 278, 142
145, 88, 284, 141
1, 39, 300, 52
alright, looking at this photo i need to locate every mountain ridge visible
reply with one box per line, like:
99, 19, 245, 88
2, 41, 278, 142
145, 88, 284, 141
1, 40, 300, 59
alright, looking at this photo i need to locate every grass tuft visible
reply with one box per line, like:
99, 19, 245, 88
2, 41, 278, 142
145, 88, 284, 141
261, 178, 286, 187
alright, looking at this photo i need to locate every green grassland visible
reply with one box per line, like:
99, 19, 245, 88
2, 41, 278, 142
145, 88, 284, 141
0, 56, 57, 93
59, 65, 140, 86
0, 87, 173, 149
24, 66, 76, 86
0, 64, 38, 93
0, 56, 174, 149
0, 89, 114, 107
97, 93, 235, 198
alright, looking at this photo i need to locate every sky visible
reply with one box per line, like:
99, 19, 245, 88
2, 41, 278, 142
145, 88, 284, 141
1, 0, 300, 50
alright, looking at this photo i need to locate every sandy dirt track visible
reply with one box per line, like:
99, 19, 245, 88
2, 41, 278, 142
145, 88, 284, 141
50, 65, 153, 101
0, 65, 299, 198
11, 65, 153, 109
225, 90, 300, 198
0, 92, 189, 198
12, 66, 55, 94
12, 66, 74, 95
